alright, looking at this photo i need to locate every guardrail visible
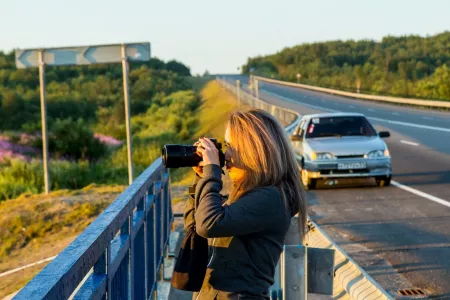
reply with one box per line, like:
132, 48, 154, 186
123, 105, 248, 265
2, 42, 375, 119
252, 75, 450, 109
306, 220, 392, 300
13, 158, 173, 300
218, 77, 394, 300
218, 78, 300, 132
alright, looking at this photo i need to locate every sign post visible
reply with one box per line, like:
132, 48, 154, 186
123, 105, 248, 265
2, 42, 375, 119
16, 42, 151, 190
38, 50, 50, 194
121, 45, 133, 184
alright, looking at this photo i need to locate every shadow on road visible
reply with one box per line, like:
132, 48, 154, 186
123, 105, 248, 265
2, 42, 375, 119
392, 170, 450, 186
318, 218, 450, 298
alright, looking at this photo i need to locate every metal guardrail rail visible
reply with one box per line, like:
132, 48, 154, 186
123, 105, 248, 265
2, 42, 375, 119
13, 158, 173, 300
253, 75, 450, 109
218, 77, 394, 300
306, 220, 393, 300
218, 78, 300, 132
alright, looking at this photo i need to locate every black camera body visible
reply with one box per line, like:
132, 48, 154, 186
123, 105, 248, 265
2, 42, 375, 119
162, 138, 225, 168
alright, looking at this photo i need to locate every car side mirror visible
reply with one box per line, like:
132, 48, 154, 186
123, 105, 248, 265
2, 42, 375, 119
290, 134, 303, 142
379, 131, 390, 138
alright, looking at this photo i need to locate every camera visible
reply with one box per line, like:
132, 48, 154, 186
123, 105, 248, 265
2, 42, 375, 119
162, 138, 225, 168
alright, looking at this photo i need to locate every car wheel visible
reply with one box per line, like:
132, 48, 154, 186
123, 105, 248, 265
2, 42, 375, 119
376, 176, 391, 187
301, 169, 317, 190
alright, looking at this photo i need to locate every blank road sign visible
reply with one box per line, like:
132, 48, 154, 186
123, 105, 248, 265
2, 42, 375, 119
15, 42, 151, 68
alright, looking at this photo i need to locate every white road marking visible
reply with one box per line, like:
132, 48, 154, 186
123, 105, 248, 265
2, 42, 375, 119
0, 255, 57, 278
422, 116, 434, 120
392, 181, 450, 209
263, 90, 338, 112
368, 117, 450, 133
400, 140, 419, 146
368, 109, 375, 112
392, 112, 400, 115
349, 105, 355, 108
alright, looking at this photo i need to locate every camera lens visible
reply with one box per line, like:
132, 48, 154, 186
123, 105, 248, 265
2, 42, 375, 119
161, 139, 225, 168
162, 144, 202, 168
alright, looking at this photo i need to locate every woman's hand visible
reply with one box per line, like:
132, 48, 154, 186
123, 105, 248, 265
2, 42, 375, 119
197, 137, 220, 166
192, 138, 220, 177
192, 141, 204, 177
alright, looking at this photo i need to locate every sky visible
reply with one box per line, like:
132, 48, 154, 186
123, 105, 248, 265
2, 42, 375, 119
1, 0, 450, 75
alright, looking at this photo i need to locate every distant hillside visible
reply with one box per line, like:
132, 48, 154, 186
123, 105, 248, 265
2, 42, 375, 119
0, 53, 191, 133
243, 31, 450, 101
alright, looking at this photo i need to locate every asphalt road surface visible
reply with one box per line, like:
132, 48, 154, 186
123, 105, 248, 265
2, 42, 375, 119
226, 75, 450, 299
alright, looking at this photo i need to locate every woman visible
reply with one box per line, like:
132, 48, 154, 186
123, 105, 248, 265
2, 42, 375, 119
186, 109, 307, 300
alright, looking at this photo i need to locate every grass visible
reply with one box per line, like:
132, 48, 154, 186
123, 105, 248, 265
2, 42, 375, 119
0, 184, 125, 299
170, 80, 238, 186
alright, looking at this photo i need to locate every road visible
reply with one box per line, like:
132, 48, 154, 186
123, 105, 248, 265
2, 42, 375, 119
227, 76, 450, 298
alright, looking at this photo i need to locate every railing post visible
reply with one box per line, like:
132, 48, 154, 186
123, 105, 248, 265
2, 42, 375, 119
124, 216, 132, 300
152, 178, 165, 298
236, 80, 241, 107
271, 105, 277, 118
282, 245, 307, 300
131, 196, 146, 300
165, 170, 172, 244
271, 260, 282, 300
255, 79, 259, 99
146, 187, 156, 298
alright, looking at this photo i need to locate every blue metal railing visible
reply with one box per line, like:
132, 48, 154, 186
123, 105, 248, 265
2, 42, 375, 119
14, 158, 173, 300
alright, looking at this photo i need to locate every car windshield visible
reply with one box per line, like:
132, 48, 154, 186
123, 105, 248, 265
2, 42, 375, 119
305, 116, 377, 138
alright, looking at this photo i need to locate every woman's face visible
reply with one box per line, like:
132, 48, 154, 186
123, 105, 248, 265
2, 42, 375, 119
224, 126, 246, 183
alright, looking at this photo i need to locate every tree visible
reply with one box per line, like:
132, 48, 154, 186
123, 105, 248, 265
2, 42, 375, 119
242, 31, 450, 100
166, 60, 191, 76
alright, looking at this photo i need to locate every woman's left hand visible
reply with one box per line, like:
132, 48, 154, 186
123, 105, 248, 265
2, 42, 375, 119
197, 137, 220, 166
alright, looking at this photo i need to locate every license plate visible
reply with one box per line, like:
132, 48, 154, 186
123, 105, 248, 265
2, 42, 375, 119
338, 162, 366, 170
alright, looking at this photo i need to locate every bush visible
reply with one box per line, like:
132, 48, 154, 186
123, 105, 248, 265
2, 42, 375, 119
33, 118, 108, 161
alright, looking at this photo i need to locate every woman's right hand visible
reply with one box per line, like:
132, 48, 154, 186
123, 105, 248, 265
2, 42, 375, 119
192, 165, 203, 177
192, 141, 203, 177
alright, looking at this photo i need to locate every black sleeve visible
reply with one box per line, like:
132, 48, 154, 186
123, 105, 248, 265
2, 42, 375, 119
183, 175, 202, 231
194, 164, 282, 238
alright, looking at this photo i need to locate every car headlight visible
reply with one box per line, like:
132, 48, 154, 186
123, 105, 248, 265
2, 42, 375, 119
311, 152, 334, 161
366, 150, 388, 158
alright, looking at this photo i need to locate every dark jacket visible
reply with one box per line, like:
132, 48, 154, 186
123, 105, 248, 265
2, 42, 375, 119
184, 164, 292, 299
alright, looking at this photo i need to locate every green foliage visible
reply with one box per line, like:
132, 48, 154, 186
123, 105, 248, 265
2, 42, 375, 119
0, 88, 202, 201
0, 55, 191, 132
0, 49, 199, 201
166, 60, 192, 76
243, 31, 450, 100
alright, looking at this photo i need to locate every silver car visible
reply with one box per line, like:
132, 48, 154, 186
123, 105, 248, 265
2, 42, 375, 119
290, 113, 392, 189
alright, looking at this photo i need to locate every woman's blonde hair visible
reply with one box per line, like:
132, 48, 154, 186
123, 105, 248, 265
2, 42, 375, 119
227, 109, 307, 237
